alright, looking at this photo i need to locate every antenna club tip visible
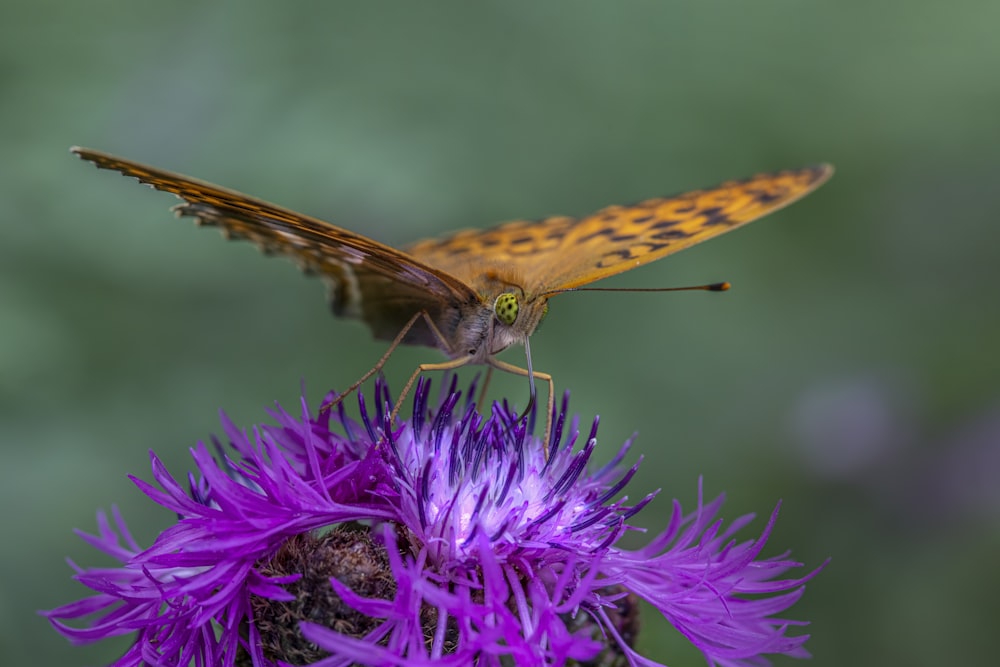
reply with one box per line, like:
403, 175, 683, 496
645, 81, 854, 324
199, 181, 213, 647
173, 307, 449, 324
710, 282, 731, 292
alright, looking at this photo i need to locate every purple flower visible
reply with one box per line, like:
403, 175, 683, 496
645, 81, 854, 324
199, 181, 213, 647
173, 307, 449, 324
44, 378, 823, 666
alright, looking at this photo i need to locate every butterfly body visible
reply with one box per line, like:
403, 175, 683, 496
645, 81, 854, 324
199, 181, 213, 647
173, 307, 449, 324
70, 146, 832, 443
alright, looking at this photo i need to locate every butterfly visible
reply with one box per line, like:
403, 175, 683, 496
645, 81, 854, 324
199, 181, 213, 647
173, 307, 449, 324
71, 147, 832, 451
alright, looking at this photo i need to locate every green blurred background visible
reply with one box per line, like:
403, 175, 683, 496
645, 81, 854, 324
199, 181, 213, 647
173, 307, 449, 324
3, 1, 998, 665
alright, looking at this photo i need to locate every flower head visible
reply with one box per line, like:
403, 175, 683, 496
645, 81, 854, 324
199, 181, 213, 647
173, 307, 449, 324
45, 377, 822, 666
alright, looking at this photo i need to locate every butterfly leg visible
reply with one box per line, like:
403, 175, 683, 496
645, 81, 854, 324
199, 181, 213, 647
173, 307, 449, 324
375, 311, 475, 430
320, 310, 429, 416
391, 355, 475, 428
397, 315, 493, 416
476, 367, 495, 413
487, 359, 555, 459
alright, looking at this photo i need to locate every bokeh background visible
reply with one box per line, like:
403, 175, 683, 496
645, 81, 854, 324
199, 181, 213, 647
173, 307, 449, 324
3, 2, 998, 665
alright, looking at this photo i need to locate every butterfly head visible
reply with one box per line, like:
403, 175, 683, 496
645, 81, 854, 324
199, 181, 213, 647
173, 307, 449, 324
486, 289, 549, 349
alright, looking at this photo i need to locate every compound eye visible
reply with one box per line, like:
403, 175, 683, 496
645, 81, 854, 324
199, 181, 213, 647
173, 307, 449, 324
493, 292, 519, 326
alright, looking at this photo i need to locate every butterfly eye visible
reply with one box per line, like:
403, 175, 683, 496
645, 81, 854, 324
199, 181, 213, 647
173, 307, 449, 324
493, 293, 519, 326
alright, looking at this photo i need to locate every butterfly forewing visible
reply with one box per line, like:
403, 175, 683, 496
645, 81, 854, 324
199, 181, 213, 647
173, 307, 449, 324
70, 147, 479, 346
407, 164, 833, 294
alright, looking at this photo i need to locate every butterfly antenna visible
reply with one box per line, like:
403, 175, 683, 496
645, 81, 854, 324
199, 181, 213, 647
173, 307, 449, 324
542, 281, 730, 297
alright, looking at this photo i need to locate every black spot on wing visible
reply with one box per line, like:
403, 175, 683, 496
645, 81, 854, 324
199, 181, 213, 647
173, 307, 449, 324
750, 189, 783, 204
578, 227, 615, 243
596, 241, 673, 268
597, 248, 636, 266
699, 206, 734, 227
651, 219, 680, 230
651, 227, 693, 241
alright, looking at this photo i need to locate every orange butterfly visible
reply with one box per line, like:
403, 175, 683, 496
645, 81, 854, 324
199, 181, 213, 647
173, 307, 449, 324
71, 147, 832, 449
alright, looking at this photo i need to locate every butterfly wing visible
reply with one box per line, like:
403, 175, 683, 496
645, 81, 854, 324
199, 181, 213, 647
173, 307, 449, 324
71, 147, 479, 347
407, 164, 833, 293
